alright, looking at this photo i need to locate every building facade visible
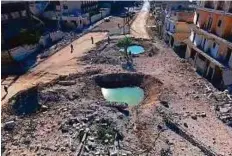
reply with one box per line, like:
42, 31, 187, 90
164, 11, 194, 47
162, 2, 194, 58
185, 1, 232, 90
29, 1, 99, 29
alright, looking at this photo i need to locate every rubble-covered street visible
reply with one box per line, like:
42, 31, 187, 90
2, 1, 232, 156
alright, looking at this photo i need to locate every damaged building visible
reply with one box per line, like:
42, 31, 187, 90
163, 11, 194, 58
185, 1, 232, 91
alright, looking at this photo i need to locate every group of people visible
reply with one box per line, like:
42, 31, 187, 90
70, 36, 111, 53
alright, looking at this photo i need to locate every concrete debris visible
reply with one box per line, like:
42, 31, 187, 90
58, 80, 76, 86
3, 121, 16, 131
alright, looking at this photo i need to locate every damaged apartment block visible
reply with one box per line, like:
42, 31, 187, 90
162, 1, 195, 58
185, 1, 232, 91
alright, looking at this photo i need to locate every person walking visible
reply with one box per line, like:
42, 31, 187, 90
91, 36, 94, 44
70, 44, 74, 53
107, 36, 110, 44
4, 85, 8, 95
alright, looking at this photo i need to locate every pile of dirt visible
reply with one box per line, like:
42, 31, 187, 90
79, 38, 159, 66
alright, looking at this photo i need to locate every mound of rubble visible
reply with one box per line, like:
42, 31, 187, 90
79, 38, 159, 66
208, 89, 232, 126
2, 71, 175, 156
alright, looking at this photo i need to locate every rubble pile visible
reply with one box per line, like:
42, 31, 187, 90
1, 72, 171, 155
80, 38, 159, 66
208, 89, 232, 126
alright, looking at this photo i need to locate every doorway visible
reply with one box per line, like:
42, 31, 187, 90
225, 48, 232, 63
206, 66, 214, 81
207, 17, 213, 31
170, 36, 174, 47
195, 13, 199, 25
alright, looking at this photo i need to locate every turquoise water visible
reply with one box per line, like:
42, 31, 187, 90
101, 87, 144, 106
127, 45, 145, 54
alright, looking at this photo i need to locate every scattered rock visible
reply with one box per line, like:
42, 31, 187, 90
219, 107, 231, 113
160, 101, 169, 108
104, 139, 109, 143
200, 112, 206, 118
95, 151, 100, 155
21, 136, 31, 145
58, 80, 76, 86
183, 123, 188, 128
84, 145, 90, 152
60, 124, 69, 133
40, 105, 48, 112
110, 150, 118, 156
4, 121, 16, 131
68, 117, 79, 125
157, 124, 163, 130
191, 115, 197, 120
60, 147, 66, 152
193, 94, 199, 99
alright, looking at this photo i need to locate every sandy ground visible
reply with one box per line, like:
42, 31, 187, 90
1, 32, 108, 105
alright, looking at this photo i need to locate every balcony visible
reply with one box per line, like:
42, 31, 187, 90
202, 24, 211, 33
196, 44, 205, 52
216, 1, 225, 11
229, 4, 232, 13
225, 36, 232, 43
201, 25, 218, 37
189, 42, 225, 69
204, 1, 214, 9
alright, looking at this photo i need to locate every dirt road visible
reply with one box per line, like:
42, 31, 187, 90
1, 32, 108, 105
130, 1, 150, 39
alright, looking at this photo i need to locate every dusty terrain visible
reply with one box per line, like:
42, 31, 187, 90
1, 46, 205, 156
2, 36, 232, 155
2, 1, 232, 156
1, 32, 108, 105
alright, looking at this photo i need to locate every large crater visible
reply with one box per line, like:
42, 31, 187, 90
94, 73, 163, 106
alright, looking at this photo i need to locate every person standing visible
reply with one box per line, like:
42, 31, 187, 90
107, 36, 110, 44
4, 85, 8, 95
91, 36, 94, 44
70, 44, 74, 53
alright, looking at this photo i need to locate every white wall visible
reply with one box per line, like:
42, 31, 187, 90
165, 20, 170, 31
194, 33, 202, 46
193, 12, 197, 24
39, 34, 50, 47
204, 39, 212, 52
229, 54, 232, 69
210, 43, 219, 58
10, 45, 38, 61
169, 22, 175, 33
50, 31, 64, 42
90, 9, 110, 23
39, 31, 64, 47
195, 56, 207, 74
91, 14, 102, 23
189, 31, 194, 42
